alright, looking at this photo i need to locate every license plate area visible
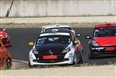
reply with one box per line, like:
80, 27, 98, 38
105, 47, 115, 51
43, 55, 57, 60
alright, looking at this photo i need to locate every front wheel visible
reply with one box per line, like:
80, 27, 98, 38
88, 51, 94, 59
28, 61, 33, 68
5, 59, 12, 69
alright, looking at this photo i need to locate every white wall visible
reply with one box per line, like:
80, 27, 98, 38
0, 0, 116, 17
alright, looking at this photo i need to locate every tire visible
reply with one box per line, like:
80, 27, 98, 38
88, 51, 94, 59
28, 61, 33, 68
5, 59, 11, 69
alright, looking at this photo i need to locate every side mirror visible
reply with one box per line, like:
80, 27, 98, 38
74, 40, 79, 45
76, 33, 81, 37
86, 35, 92, 39
28, 42, 34, 46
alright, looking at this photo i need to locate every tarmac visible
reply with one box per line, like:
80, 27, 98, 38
3, 16, 116, 69
0, 16, 116, 77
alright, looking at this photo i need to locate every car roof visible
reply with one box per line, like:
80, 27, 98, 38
40, 28, 71, 37
42, 24, 71, 29
95, 23, 116, 28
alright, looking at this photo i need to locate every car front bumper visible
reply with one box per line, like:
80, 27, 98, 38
29, 59, 73, 66
90, 46, 116, 54
2, 37, 10, 46
29, 53, 74, 66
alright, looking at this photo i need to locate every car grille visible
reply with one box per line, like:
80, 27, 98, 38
2, 38, 8, 44
34, 53, 68, 63
33, 58, 69, 63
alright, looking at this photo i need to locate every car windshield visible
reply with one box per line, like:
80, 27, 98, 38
36, 35, 71, 45
45, 27, 72, 32
93, 26, 116, 37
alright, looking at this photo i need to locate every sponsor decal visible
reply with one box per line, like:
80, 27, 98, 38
43, 55, 57, 59
40, 33, 69, 36
105, 47, 115, 51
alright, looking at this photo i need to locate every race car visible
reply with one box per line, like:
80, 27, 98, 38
86, 23, 116, 59
28, 28, 83, 67
0, 37, 12, 69
41, 24, 75, 33
0, 28, 10, 47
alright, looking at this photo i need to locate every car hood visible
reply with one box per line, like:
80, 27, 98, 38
93, 37, 116, 46
35, 44, 68, 55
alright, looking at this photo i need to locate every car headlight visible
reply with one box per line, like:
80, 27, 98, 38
5, 33, 8, 38
0, 35, 3, 37
32, 49, 39, 54
62, 47, 70, 53
91, 40, 99, 46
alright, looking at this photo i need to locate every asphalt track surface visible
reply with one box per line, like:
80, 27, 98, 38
6, 28, 116, 65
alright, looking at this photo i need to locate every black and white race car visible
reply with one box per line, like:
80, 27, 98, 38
28, 28, 84, 67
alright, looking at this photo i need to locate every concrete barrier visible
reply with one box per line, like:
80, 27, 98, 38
0, 0, 116, 17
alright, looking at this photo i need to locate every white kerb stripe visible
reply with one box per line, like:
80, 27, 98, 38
40, 33, 69, 36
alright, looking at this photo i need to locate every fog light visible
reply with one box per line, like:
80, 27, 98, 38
37, 58, 39, 60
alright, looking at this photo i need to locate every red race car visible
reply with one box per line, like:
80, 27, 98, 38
0, 37, 12, 69
86, 23, 116, 59
0, 28, 10, 47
